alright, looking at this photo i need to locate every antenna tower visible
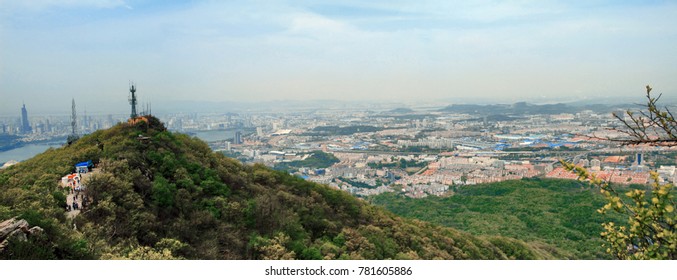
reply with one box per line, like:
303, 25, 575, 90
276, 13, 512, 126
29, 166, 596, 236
129, 83, 138, 119
67, 98, 79, 145
71, 98, 77, 135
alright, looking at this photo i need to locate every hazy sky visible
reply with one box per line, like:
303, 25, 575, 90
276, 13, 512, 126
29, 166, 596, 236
1, 0, 677, 115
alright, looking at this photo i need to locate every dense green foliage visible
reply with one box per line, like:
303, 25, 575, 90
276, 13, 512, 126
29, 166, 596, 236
0, 117, 545, 259
274, 151, 339, 171
563, 161, 677, 259
370, 178, 626, 259
336, 177, 378, 189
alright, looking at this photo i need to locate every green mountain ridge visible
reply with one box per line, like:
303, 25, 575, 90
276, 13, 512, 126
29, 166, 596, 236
370, 179, 627, 259
0, 116, 550, 260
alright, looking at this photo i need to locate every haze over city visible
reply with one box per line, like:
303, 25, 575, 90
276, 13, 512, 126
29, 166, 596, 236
2, 0, 677, 115
6, 0, 677, 267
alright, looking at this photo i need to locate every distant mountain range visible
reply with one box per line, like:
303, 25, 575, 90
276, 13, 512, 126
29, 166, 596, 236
438, 101, 640, 115
3, 94, 665, 117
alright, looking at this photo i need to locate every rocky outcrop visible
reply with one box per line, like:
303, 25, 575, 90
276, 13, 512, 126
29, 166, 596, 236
0, 218, 43, 252
1, 160, 19, 169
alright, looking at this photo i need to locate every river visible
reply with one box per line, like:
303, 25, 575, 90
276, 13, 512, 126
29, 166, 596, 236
191, 130, 237, 142
0, 130, 246, 165
0, 143, 64, 165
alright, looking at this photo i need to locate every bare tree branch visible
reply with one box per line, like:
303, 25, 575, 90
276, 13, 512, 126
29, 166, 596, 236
608, 85, 677, 146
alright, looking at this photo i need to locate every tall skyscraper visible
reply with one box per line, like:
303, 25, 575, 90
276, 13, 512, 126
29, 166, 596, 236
83, 108, 89, 132
234, 131, 242, 145
20, 103, 32, 134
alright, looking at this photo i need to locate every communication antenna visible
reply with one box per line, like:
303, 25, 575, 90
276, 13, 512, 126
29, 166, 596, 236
71, 98, 77, 136
67, 98, 79, 145
129, 82, 138, 119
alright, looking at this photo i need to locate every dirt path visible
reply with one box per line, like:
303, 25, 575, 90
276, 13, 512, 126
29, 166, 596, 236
63, 168, 99, 221
65, 192, 81, 219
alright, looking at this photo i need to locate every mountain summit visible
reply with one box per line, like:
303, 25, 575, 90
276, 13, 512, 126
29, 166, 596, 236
0, 116, 546, 259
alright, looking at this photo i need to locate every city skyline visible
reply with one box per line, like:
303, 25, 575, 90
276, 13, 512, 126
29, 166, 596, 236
2, 1, 677, 115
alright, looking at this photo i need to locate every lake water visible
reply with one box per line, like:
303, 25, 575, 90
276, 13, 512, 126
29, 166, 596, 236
0, 130, 244, 165
191, 130, 237, 142
0, 143, 63, 165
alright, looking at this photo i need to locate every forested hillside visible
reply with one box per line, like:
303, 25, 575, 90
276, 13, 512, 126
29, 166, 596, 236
0, 116, 547, 260
370, 179, 627, 259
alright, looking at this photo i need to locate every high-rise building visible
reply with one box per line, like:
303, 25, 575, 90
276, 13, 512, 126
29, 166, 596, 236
83, 108, 89, 132
107, 114, 114, 128
20, 103, 32, 134
234, 131, 242, 145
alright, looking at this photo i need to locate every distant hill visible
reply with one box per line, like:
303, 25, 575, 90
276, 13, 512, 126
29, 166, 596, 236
438, 102, 623, 115
370, 179, 626, 259
388, 107, 415, 114
0, 116, 547, 259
